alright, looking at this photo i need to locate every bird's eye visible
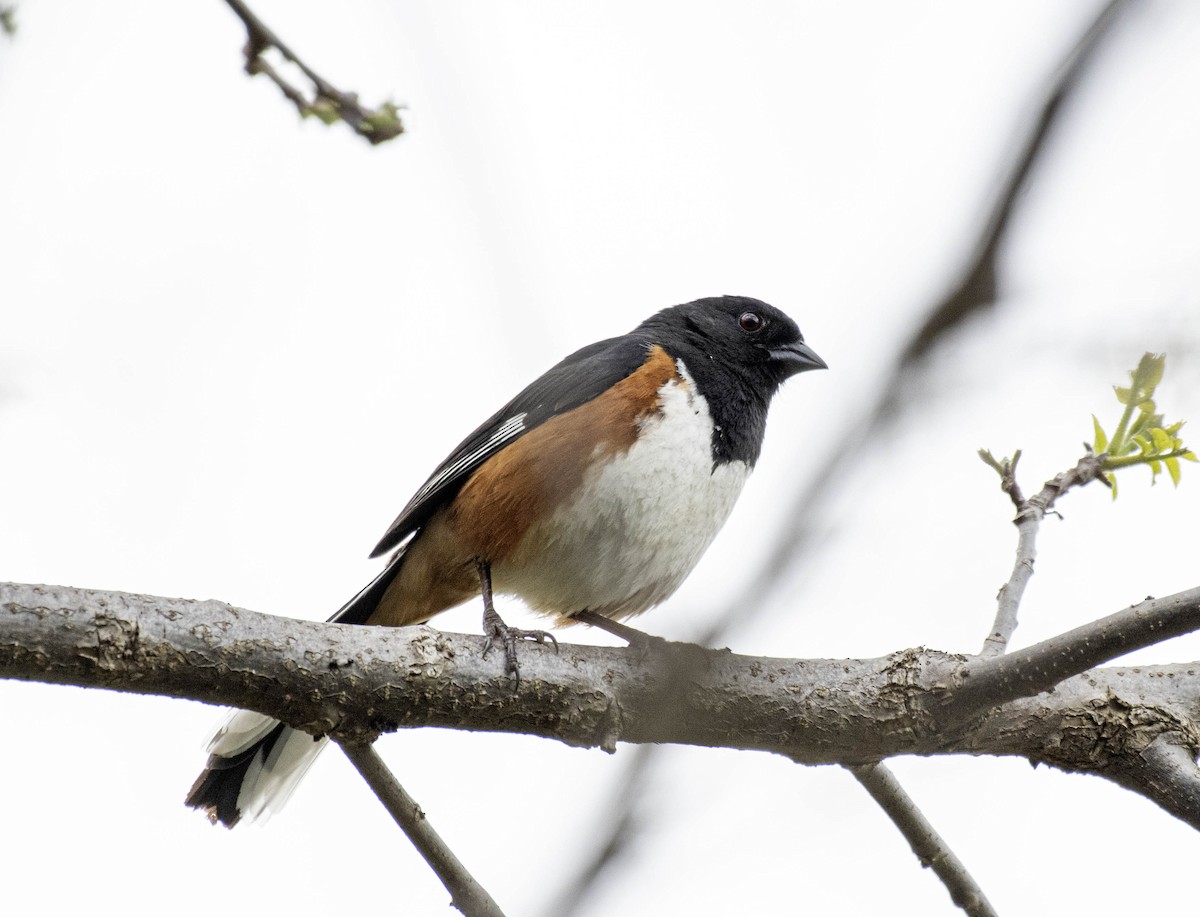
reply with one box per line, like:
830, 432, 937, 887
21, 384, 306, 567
738, 311, 764, 333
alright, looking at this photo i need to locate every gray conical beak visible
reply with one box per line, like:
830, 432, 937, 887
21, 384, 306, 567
768, 340, 827, 374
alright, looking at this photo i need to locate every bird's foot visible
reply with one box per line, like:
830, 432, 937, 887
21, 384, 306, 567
482, 606, 558, 687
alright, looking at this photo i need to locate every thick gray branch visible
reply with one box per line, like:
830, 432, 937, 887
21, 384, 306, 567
1107, 735, 1200, 830
957, 666, 1200, 830
4, 582, 1200, 827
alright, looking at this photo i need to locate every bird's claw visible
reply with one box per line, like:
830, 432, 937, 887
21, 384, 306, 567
482, 620, 558, 687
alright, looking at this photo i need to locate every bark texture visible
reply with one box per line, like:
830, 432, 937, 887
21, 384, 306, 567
4, 580, 1200, 828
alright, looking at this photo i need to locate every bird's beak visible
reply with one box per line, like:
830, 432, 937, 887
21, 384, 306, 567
768, 340, 827, 374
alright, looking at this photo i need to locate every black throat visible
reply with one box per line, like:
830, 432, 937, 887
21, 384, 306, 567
676, 352, 774, 469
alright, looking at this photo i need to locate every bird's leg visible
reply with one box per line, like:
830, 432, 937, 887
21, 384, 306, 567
573, 610, 709, 675
571, 610, 664, 649
476, 558, 557, 685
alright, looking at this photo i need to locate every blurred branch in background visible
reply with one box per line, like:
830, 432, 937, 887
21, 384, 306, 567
1, 5, 17, 38
550, 2, 1133, 914
541, 744, 657, 917
897, 0, 1130, 370
222, 0, 404, 145
710, 0, 1131, 648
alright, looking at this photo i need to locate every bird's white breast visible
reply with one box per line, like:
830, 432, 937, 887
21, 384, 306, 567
495, 359, 750, 621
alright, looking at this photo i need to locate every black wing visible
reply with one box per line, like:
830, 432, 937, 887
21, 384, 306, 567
369, 332, 653, 558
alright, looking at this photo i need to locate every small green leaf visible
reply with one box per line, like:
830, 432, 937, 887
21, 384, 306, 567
1091, 415, 1108, 453
304, 99, 341, 124
1083, 352, 1189, 496
363, 101, 405, 139
1134, 352, 1166, 392
1130, 410, 1164, 438
1167, 456, 1182, 486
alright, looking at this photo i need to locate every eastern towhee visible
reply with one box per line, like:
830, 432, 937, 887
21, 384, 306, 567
187, 295, 825, 826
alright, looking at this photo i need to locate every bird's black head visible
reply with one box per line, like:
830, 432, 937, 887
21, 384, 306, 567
640, 295, 826, 392
637, 295, 825, 467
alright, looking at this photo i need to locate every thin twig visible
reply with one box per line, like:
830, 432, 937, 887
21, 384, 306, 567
979, 451, 1107, 656
338, 741, 506, 917
222, 0, 403, 144
848, 763, 997, 917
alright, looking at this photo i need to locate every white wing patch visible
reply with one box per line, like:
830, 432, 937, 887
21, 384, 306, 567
410, 411, 527, 506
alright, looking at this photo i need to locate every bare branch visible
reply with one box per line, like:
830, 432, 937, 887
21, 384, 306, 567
222, 0, 404, 144
848, 763, 997, 917
977, 448, 1024, 509
5, 581, 1200, 823
338, 741, 507, 917
980, 451, 1108, 656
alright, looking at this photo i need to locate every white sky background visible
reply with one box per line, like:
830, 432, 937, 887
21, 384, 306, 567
2, 1, 1200, 914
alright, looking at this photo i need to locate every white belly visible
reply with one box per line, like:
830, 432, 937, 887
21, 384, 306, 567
494, 366, 750, 621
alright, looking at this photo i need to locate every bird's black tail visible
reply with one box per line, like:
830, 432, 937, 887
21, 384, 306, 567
186, 552, 407, 826
185, 714, 325, 827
